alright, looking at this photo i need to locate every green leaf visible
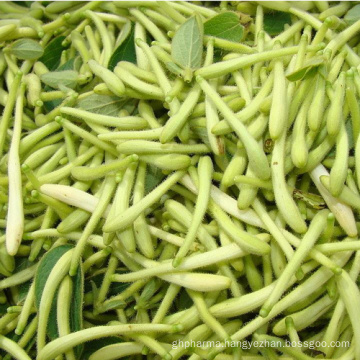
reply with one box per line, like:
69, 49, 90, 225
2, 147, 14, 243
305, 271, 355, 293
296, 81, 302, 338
0, 327, 23, 358
77, 94, 132, 116
0, 304, 7, 316
346, 118, 354, 150
34, 244, 83, 357
71, 260, 84, 359
191, 127, 211, 148
43, 58, 79, 112
58, 57, 82, 72
82, 337, 125, 360
176, 289, 193, 311
85, 271, 130, 296
17, 1, 33, 7
213, 48, 224, 63
39, 36, 68, 70
9, 39, 44, 60
264, 11, 292, 36
286, 57, 324, 82
171, 15, 203, 70
345, 5, 360, 25
18, 280, 31, 303
108, 22, 136, 71
145, 165, 164, 195
34, 246, 71, 309
40, 70, 78, 90
35, 245, 73, 339
204, 12, 244, 42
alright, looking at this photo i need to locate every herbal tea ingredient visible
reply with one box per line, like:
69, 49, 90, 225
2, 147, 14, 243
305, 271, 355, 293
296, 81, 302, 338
1, 1, 360, 359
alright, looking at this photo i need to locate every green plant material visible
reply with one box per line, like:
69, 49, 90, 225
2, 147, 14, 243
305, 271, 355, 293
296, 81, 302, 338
171, 15, 203, 70
42, 58, 80, 111
145, 165, 165, 194
204, 12, 244, 42
9, 39, 44, 60
344, 4, 360, 25
34, 245, 83, 351
286, 57, 325, 82
81, 337, 125, 360
263, 11, 292, 35
1, 1, 360, 359
108, 23, 137, 71
40, 70, 78, 90
39, 36, 68, 70
76, 94, 135, 116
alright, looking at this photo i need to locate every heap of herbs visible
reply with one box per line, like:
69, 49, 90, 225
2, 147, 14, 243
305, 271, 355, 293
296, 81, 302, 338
1, 1, 360, 359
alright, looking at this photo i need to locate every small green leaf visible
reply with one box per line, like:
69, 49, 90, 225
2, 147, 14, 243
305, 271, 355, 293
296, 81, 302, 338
57, 57, 82, 72
43, 58, 79, 112
293, 189, 326, 210
55, 58, 74, 72
345, 4, 360, 25
39, 36, 68, 70
40, 70, 78, 90
9, 39, 44, 60
264, 11, 292, 36
204, 12, 244, 42
77, 94, 133, 116
145, 165, 164, 195
286, 57, 324, 82
171, 15, 203, 70
108, 22, 136, 71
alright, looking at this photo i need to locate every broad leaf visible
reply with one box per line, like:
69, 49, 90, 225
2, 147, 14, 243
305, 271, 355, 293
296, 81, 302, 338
108, 22, 136, 71
43, 58, 79, 112
34, 244, 84, 359
57, 57, 82, 72
286, 57, 324, 82
345, 4, 360, 25
39, 36, 68, 70
40, 70, 78, 90
9, 39, 44, 60
77, 94, 132, 116
264, 11, 292, 36
204, 12, 244, 42
145, 165, 164, 195
171, 15, 203, 70
35, 245, 73, 339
